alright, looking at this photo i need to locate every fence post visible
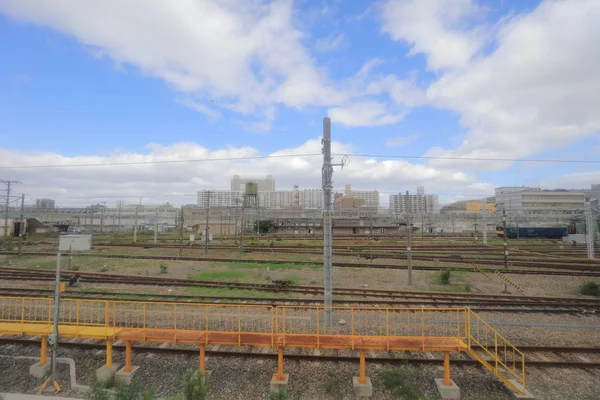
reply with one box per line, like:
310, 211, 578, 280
316, 308, 320, 348
351, 308, 355, 350
494, 332, 498, 372
421, 309, 425, 350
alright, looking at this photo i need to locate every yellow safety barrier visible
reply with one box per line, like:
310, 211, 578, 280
494, 270, 522, 290
0, 296, 526, 395
472, 262, 521, 291
472, 262, 491, 278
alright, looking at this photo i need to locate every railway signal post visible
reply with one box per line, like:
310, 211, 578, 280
36, 253, 62, 394
502, 208, 509, 293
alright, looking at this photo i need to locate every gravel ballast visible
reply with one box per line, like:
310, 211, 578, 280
1, 343, 600, 399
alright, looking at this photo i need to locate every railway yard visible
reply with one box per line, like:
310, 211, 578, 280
1, 233, 600, 400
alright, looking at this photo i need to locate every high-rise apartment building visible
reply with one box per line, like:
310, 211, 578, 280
343, 184, 380, 208
198, 190, 243, 207
36, 198, 55, 210
389, 188, 440, 215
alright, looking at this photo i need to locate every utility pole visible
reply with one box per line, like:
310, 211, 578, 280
406, 191, 413, 286
322, 117, 344, 321
154, 209, 158, 244
585, 202, 595, 259
481, 198, 487, 245
240, 200, 245, 252
18, 194, 24, 256
133, 201, 139, 243
205, 191, 210, 255
179, 209, 184, 257
2, 180, 19, 248
502, 207, 509, 293
38, 253, 62, 393
117, 201, 122, 235
100, 202, 106, 233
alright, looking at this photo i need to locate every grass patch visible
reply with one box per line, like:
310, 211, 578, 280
188, 270, 248, 281
22, 261, 57, 270
183, 286, 292, 299
213, 261, 320, 271
578, 282, 600, 297
439, 270, 451, 285
324, 371, 342, 397
378, 368, 429, 399
430, 270, 468, 284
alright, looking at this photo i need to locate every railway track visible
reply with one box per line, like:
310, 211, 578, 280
1, 272, 598, 312
94, 242, 590, 256
3, 251, 600, 277
1, 336, 598, 369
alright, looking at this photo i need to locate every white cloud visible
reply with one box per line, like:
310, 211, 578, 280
315, 33, 346, 52
0, 0, 424, 129
328, 101, 405, 127
380, 0, 485, 70
174, 98, 221, 119
385, 134, 420, 148
0, 1, 328, 118
381, 0, 600, 171
0, 140, 485, 207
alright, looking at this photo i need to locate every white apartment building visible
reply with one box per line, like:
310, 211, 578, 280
389, 193, 440, 215
198, 190, 243, 207
343, 185, 380, 208
300, 189, 324, 209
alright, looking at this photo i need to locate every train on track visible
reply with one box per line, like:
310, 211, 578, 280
495, 226, 567, 239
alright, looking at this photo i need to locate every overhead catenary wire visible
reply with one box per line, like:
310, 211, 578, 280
2, 153, 599, 170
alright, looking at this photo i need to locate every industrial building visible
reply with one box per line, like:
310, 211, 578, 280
496, 187, 585, 213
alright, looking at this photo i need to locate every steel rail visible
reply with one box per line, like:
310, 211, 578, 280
0, 337, 598, 368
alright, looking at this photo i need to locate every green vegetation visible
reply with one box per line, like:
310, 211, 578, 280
159, 263, 168, 274
183, 369, 209, 400
378, 369, 429, 400
213, 261, 320, 271
324, 371, 342, 397
254, 219, 276, 234
579, 282, 600, 297
269, 391, 289, 400
189, 270, 248, 281
87, 377, 154, 400
183, 286, 292, 299
22, 260, 57, 270
439, 270, 451, 285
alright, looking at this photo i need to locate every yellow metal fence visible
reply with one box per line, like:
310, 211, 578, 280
0, 296, 525, 391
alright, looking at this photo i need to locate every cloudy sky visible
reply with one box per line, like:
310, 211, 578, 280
1, 0, 599, 207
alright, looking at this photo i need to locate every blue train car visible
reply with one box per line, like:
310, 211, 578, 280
495, 226, 567, 239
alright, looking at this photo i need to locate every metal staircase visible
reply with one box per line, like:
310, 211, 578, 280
466, 310, 527, 395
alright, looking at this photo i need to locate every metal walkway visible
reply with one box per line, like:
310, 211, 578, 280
0, 296, 526, 395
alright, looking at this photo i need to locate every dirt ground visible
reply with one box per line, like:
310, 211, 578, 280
1, 247, 597, 298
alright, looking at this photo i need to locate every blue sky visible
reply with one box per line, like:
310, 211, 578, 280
1, 0, 599, 206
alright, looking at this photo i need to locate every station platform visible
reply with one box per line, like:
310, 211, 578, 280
0, 296, 528, 397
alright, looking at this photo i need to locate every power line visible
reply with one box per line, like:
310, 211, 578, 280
337, 153, 600, 164
0, 153, 322, 169
2, 152, 599, 170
